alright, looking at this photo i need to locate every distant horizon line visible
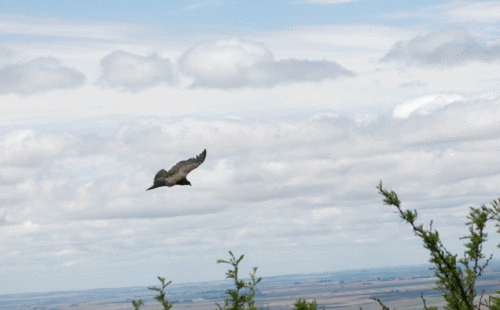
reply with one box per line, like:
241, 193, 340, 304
4, 258, 499, 297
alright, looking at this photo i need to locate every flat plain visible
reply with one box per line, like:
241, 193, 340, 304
2, 260, 499, 310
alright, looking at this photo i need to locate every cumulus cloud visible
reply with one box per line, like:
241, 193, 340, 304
0, 130, 73, 167
381, 28, 500, 67
97, 51, 177, 92
0, 57, 85, 95
2, 96, 499, 225
178, 38, 354, 88
393, 94, 464, 119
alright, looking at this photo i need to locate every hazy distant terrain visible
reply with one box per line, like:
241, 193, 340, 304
2, 260, 499, 310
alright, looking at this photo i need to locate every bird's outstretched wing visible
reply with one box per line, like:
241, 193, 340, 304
167, 149, 207, 179
153, 169, 169, 181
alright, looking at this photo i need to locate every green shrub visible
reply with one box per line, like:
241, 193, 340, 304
293, 298, 325, 310
131, 251, 261, 310
215, 251, 262, 310
375, 181, 500, 310
131, 276, 173, 310
131, 182, 500, 310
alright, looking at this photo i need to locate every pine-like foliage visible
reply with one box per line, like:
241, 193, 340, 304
130, 183, 500, 310
131, 299, 143, 310
132, 276, 173, 310
215, 251, 262, 310
148, 277, 174, 310
293, 298, 325, 310
376, 181, 500, 310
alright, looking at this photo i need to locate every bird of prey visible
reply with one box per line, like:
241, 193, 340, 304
146, 149, 207, 191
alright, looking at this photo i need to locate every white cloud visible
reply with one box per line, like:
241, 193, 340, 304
2, 94, 500, 292
381, 28, 500, 67
1, 96, 499, 224
0, 130, 73, 166
0, 57, 85, 95
2, 15, 500, 294
179, 38, 273, 82
378, 1, 500, 23
311, 207, 342, 220
97, 51, 177, 92
178, 38, 354, 88
397, 80, 427, 88
92, 38, 354, 92
393, 94, 464, 119
447, 1, 500, 23
399, 96, 500, 145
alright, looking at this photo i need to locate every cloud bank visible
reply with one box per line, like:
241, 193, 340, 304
0, 57, 85, 95
1, 93, 500, 293
381, 29, 500, 67
178, 38, 354, 88
97, 51, 177, 92
393, 94, 464, 119
94, 39, 354, 92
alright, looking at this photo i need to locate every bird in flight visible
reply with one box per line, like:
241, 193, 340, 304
147, 149, 207, 191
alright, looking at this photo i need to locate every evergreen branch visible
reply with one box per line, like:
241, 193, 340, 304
478, 289, 486, 310
132, 299, 143, 310
370, 296, 390, 310
421, 293, 429, 310
477, 254, 493, 278
377, 181, 486, 310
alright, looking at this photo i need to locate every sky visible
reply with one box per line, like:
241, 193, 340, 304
1, 0, 500, 295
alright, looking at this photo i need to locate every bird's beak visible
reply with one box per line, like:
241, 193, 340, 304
146, 185, 158, 191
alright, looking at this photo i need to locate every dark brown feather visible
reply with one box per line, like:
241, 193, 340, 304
154, 169, 169, 179
167, 149, 206, 177
147, 149, 206, 190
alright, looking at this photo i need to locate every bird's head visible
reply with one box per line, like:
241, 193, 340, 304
146, 184, 161, 191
